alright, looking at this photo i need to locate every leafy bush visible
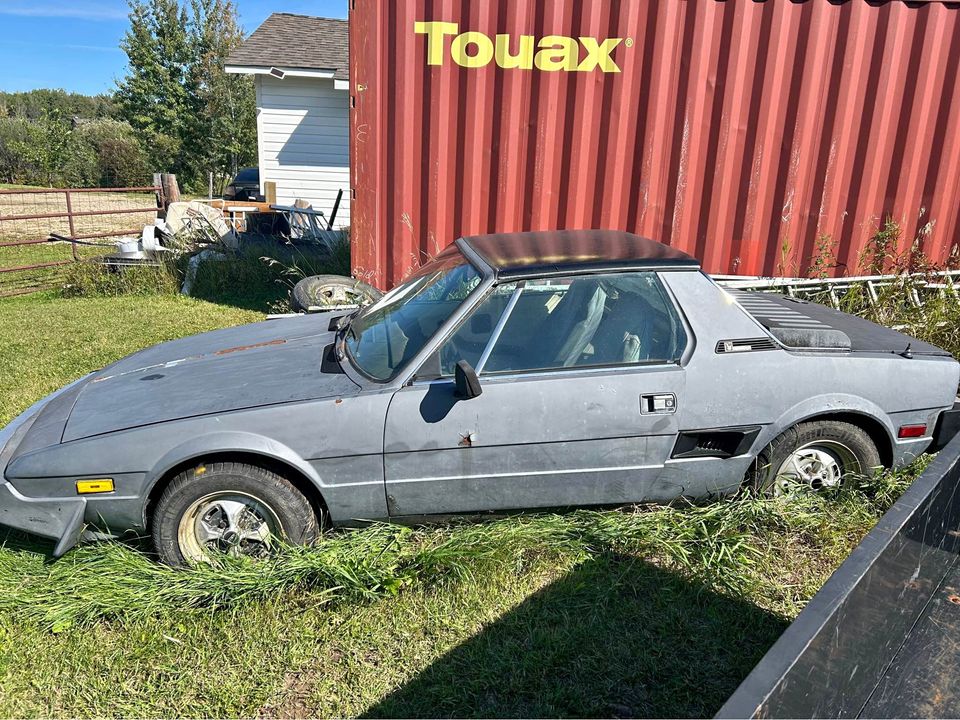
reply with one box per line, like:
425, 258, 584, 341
0, 112, 151, 189
0, 117, 31, 183
74, 119, 151, 187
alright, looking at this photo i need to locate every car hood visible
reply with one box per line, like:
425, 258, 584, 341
53, 314, 358, 443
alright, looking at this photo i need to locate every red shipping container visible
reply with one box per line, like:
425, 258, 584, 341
350, 0, 960, 289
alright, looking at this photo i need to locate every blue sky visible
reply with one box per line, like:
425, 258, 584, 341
0, 0, 348, 95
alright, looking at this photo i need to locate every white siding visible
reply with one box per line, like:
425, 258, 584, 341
256, 75, 350, 227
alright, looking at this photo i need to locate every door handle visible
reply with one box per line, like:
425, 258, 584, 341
641, 393, 677, 415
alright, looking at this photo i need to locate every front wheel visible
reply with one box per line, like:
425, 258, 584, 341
750, 420, 882, 496
152, 462, 321, 566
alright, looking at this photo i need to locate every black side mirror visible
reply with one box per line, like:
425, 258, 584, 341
454, 360, 482, 400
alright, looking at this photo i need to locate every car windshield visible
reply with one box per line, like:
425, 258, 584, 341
344, 247, 482, 380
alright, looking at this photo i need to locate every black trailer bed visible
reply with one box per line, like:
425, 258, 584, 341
861, 557, 960, 718
718, 434, 960, 719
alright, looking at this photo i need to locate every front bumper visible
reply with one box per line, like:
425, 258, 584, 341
0, 377, 91, 556
0, 480, 86, 556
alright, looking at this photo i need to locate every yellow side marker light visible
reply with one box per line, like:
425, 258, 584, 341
76, 478, 114, 495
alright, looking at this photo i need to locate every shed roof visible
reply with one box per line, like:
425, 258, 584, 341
226, 13, 348, 80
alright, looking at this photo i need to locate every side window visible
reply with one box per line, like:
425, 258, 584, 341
439, 283, 520, 376
481, 272, 686, 374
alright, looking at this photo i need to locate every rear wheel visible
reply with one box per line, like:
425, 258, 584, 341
152, 462, 321, 566
750, 420, 881, 496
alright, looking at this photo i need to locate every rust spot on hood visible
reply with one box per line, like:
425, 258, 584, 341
215, 338, 286, 355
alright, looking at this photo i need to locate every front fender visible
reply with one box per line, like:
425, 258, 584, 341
143, 430, 324, 519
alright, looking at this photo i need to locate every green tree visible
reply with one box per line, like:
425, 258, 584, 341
11, 109, 94, 187
115, 0, 192, 176
115, 0, 255, 189
75, 119, 151, 187
0, 89, 115, 120
188, 0, 257, 190
0, 117, 30, 182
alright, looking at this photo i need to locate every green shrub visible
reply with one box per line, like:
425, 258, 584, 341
0, 113, 149, 189
0, 117, 31, 184
187, 238, 351, 312
74, 119, 151, 187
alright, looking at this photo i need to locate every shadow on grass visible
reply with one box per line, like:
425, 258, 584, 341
0, 527, 151, 564
0, 528, 55, 558
363, 554, 787, 719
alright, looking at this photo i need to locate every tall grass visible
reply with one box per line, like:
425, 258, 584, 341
803, 217, 960, 357
183, 238, 350, 312
61, 258, 181, 297
0, 465, 916, 632
58, 238, 351, 313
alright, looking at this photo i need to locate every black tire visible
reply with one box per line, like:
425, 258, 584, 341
291, 274, 383, 313
152, 462, 321, 566
749, 420, 882, 495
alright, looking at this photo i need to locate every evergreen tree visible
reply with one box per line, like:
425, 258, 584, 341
116, 0, 255, 189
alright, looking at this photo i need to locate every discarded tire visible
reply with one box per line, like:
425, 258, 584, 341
291, 274, 383, 312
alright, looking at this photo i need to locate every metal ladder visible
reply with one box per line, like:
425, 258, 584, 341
714, 270, 960, 310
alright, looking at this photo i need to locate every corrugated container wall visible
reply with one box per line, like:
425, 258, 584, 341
350, 0, 960, 289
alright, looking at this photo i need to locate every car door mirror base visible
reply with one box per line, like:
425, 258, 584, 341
454, 360, 482, 399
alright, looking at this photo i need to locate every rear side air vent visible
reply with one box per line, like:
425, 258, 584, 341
672, 425, 762, 459
716, 337, 778, 353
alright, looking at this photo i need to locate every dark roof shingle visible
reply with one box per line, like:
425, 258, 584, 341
227, 13, 348, 80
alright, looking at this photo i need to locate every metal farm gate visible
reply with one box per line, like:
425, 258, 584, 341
0, 186, 161, 296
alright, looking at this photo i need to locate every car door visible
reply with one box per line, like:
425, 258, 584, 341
382, 271, 691, 517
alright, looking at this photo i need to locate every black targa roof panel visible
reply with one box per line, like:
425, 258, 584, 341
460, 230, 700, 279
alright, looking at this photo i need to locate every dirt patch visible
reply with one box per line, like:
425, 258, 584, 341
258, 649, 344, 719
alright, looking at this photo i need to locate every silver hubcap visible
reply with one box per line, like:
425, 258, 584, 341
177, 491, 282, 564
774, 440, 860, 494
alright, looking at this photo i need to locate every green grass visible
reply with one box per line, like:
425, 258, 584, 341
0, 288, 922, 717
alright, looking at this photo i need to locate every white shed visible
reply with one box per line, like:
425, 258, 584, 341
226, 14, 350, 227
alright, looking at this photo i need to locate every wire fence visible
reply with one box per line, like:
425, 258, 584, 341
0, 186, 161, 297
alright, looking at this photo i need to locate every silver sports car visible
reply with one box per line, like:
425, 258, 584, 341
2, 230, 958, 565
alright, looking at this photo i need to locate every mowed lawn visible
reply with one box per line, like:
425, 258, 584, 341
0, 290, 915, 718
